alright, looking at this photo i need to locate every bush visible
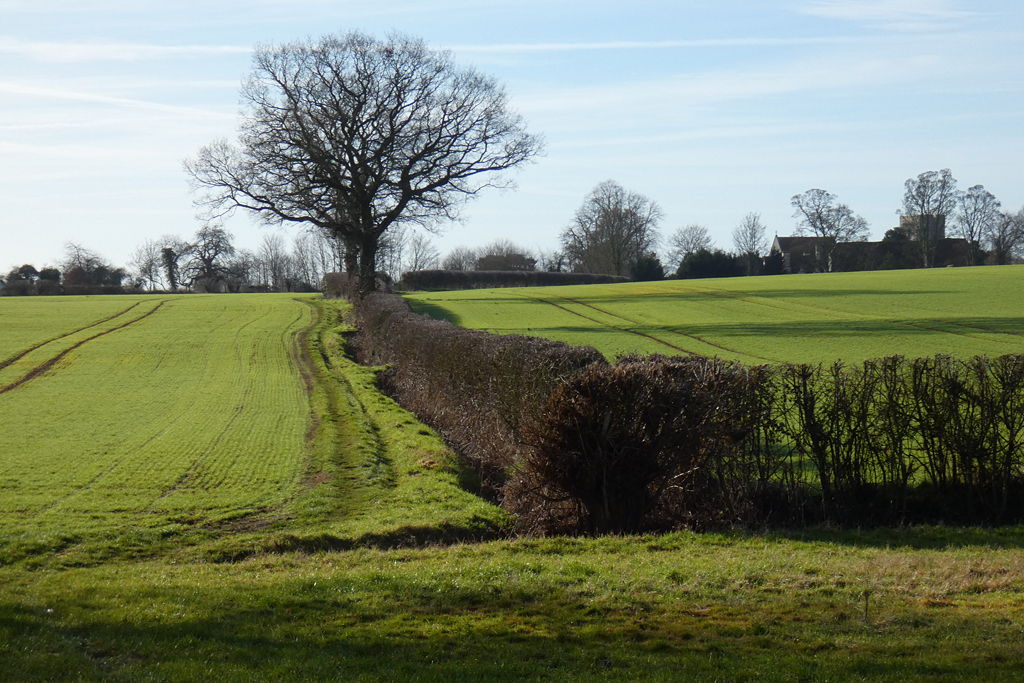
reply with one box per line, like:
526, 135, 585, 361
508, 355, 756, 535
0, 280, 34, 296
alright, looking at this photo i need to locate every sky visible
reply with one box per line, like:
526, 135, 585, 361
2, 0, 1023, 274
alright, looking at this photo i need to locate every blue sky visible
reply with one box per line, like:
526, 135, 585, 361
2, 0, 1022, 272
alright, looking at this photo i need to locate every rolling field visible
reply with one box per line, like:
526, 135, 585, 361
2, 292, 1024, 681
404, 266, 1024, 364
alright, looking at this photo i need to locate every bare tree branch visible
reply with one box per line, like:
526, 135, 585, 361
185, 31, 543, 295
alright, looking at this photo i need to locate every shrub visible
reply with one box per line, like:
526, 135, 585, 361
509, 355, 755, 535
0, 280, 34, 296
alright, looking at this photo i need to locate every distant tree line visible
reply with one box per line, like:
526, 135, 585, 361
1, 226, 346, 296
421, 168, 1024, 290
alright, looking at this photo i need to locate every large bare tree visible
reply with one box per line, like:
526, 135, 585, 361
954, 184, 1000, 266
987, 208, 1024, 265
791, 188, 868, 272
900, 169, 959, 268
561, 180, 661, 277
182, 224, 235, 289
185, 31, 542, 296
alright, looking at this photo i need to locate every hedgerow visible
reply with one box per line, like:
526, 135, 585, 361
350, 292, 1024, 534
351, 292, 604, 501
400, 269, 630, 291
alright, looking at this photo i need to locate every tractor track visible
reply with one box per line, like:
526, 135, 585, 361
0, 302, 146, 372
527, 294, 770, 361
0, 300, 167, 396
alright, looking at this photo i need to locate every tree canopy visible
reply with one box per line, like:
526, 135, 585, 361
185, 31, 542, 296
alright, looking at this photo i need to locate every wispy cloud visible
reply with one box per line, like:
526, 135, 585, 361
517, 51, 922, 119
801, 0, 978, 31
451, 36, 869, 54
0, 81, 234, 119
0, 36, 249, 62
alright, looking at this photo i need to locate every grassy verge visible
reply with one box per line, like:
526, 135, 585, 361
1, 529, 1022, 681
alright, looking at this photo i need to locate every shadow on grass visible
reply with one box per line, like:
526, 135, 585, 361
770, 524, 1024, 550
204, 518, 511, 563
405, 299, 464, 326
4, 555, 1024, 683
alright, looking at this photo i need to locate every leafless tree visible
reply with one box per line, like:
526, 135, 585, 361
376, 223, 409, 282
128, 239, 163, 291
954, 185, 1000, 266
666, 224, 713, 271
732, 212, 769, 276
900, 169, 959, 268
182, 224, 235, 289
791, 189, 869, 272
258, 233, 292, 290
60, 243, 125, 287
442, 245, 478, 271
184, 31, 542, 296
561, 180, 662, 277
227, 248, 259, 288
406, 233, 440, 273
986, 208, 1024, 265
535, 248, 567, 273
291, 233, 328, 287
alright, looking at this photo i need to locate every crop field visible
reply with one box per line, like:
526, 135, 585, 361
404, 266, 1024, 364
2, 292, 1024, 682
0, 294, 499, 566
0, 294, 320, 560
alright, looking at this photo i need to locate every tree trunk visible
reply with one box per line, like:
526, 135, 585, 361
357, 235, 379, 298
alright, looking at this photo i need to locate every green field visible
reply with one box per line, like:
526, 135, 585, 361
0, 294, 500, 565
404, 266, 1024, 364
2, 292, 1024, 681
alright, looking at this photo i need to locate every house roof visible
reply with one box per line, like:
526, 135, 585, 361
771, 235, 822, 253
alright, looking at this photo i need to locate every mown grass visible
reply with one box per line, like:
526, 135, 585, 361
4, 293, 1024, 681
404, 266, 1024, 363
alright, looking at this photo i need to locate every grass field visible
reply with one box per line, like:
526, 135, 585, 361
404, 266, 1024, 364
0, 294, 501, 566
2, 291, 1024, 681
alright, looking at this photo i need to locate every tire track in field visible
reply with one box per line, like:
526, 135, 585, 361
696, 285, 1024, 349
905, 319, 1024, 345
149, 299, 319, 512
532, 294, 770, 362
0, 301, 146, 372
0, 300, 167, 396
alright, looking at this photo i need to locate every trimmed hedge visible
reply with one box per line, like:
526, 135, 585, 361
350, 292, 1024, 534
351, 292, 604, 499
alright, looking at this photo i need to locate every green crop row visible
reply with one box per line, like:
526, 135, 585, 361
0, 294, 508, 567
0, 295, 316, 563
404, 266, 1024, 363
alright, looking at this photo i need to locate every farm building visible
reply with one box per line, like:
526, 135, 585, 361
771, 216, 974, 273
